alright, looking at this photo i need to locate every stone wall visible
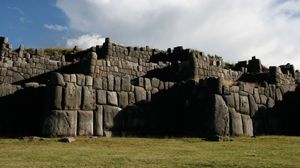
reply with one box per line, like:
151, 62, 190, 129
1, 36, 299, 138
211, 80, 297, 137
0, 38, 72, 84
42, 72, 176, 137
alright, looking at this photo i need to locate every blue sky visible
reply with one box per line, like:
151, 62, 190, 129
0, 0, 71, 48
1, 0, 300, 69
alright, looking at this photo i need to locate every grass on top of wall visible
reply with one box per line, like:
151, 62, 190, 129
0, 136, 299, 168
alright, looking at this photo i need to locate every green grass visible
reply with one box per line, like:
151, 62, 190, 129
0, 136, 299, 168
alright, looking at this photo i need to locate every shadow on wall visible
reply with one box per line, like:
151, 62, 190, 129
108, 80, 219, 137
0, 86, 47, 137
253, 87, 300, 136
12, 62, 85, 85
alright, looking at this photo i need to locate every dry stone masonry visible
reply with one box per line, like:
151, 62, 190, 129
0, 36, 299, 138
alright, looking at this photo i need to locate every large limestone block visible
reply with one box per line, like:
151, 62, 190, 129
76, 74, 85, 86
151, 78, 160, 88
78, 110, 93, 136
211, 95, 229, 136
118, 91, 128, 108
234, 93, 240, 111
144, 78, 152, 91
128, 92, 135, 104
93, 77, 102, 89
50, 86, 63, 110
108, 75, 114, 91
107, 91, 118, 106
241, 114, 253, 136
267, 97, 275, 108
260, 95, 268, 105
51, 72, 65, 86
229, 108, 243, 136
135, 86, 146, 102
249, 94, 258, 117
94, 105, 103, 136
253, 88, 261, 104
85, 76, 93, 86
223, 94, 235, 108
96, 90, 107, 105
42, 110, 77, 137
81, 86, 96, 110
121, 76, 131, 91
240, 95, 250, 115
275, 88, 283, 101
103, 105, 122, 130
63, 83, 81, 110
114, 77, 121, 91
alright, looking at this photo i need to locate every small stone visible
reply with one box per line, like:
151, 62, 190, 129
59, 137, 76, 143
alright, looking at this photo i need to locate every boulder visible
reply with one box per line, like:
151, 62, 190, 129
78, 111, 93, 136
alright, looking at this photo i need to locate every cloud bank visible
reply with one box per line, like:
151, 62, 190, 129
44, 24, 68, 31
56, 0, 300, 69
66, 34, 105, 48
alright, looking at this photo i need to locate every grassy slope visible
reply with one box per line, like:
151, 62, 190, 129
0, 136, 299, 168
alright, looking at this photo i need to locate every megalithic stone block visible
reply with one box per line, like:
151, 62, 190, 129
121, 76, 131, 91
96, 90, 107, 105
94, 105, 103, 136
229, 108, 243, 136
211, 94, 229, 137
51, 85, 63, 110
78, 110, 93, 136
240, 95, 250, 115
42, 110, 77, 137
135, 86, 146, 102
103, 105, 122, 130
118, 91, 128, 108
82, 86, 96, 110
241, 114, 253, 136
107, 91, 118, 106
51, 72, 65, 86
63, 83, 81, 110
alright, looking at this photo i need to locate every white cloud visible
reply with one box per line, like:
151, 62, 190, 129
56, 0, 300, 69
66, 34, 105, 48
44, 24, 68, 31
